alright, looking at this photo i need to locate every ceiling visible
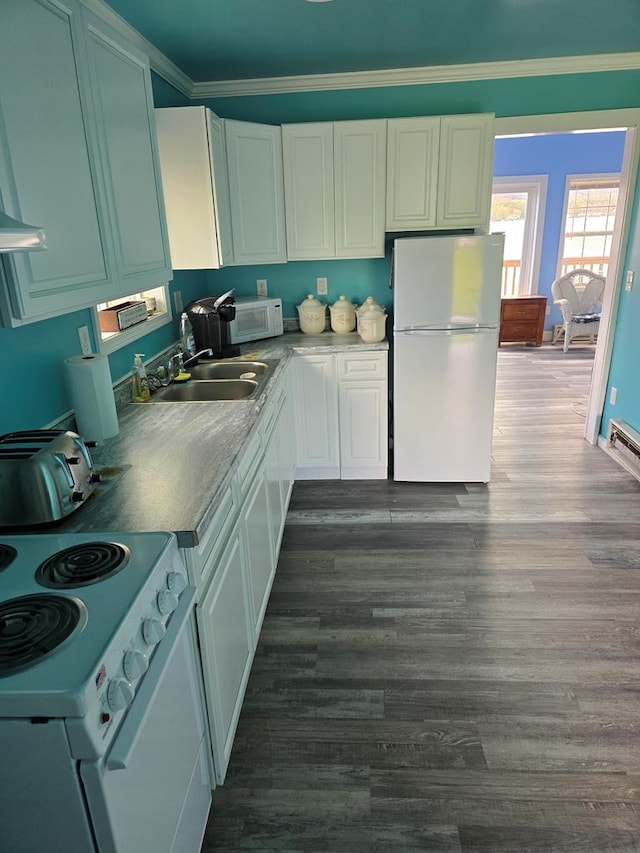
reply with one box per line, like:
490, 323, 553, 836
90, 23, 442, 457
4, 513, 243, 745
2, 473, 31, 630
104, 0, 640, 85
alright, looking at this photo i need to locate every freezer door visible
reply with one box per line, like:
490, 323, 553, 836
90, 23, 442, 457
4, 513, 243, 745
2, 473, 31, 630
393, 234, 505, 330
393, 328, 499, 482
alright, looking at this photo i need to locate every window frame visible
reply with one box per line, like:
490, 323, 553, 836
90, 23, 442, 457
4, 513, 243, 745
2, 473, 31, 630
556, 172, 620, 279
491, 174, 547, 298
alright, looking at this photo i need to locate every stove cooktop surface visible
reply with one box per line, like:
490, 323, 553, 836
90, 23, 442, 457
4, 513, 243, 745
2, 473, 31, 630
0, 531, 179, 717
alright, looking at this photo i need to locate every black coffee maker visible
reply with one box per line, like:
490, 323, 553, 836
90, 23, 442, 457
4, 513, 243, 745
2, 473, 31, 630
185, 291, 241, 359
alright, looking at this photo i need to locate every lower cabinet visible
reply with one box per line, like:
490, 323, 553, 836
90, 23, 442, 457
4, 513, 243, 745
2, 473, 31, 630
182, 366, 294, 784
293, 351, 388, 479
198, 528, 253, 784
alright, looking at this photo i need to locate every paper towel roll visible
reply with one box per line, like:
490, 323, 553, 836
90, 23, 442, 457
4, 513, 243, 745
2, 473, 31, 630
65, 354, 119, 442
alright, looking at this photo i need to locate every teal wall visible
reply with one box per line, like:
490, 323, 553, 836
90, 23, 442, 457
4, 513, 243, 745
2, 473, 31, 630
2, 66, 640, 435
601, 167, 640, 436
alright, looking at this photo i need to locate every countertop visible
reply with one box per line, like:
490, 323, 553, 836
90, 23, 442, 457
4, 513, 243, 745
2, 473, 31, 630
45, 332, 388, 548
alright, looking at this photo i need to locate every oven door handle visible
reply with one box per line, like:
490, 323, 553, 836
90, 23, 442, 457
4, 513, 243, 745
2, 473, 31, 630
106, 586, 197, 771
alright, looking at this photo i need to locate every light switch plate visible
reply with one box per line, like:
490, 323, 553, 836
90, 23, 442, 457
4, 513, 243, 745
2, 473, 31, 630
174, 290, 183, 313
77, 325, 92, 356
625, 270, 634, 292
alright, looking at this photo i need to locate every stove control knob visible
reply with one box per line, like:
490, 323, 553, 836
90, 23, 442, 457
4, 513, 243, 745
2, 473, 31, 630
123, 650, 149, 680
157, 589, 179, 616
107, 678, 135, 711
167, 572, 187, 595
142, 618, 166, 645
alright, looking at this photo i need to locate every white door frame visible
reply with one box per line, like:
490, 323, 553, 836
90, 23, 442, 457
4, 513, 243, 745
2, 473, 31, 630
492, 174, 548, 296
495, 110, 640, 445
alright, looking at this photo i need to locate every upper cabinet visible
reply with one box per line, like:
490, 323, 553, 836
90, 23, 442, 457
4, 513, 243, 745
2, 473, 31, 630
386, 113, 494, 232
155, 106, 234, 269
0, 0, 171, 324
282, 120, 387, 261
82, 7, 171, 291
224, 120, 287, 265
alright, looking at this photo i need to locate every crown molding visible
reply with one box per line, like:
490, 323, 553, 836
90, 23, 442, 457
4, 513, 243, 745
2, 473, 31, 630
191, 52, 640, 99
80, 0, 192, 97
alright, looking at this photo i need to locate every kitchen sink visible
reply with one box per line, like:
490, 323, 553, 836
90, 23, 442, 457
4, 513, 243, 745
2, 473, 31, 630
188, 360, 271, 380
149, 379, 259, 402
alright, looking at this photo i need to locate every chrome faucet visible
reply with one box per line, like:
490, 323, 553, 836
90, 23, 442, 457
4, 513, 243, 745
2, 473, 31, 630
180, 348, 213, 367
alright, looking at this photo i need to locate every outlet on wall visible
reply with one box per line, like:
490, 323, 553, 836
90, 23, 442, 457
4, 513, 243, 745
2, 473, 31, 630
625, 270, 635, 292
174, 290, 183, 313
317, 277, 328, 295
257, 279, 268, 296
77, 325, 92, 356
610, 386, 618, 405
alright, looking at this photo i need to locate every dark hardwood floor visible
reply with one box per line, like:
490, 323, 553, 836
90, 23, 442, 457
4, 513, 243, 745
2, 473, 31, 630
202, 343, 640, 853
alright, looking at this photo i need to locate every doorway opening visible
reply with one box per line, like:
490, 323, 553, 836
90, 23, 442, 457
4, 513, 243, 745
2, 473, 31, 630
492, 114, 639, 445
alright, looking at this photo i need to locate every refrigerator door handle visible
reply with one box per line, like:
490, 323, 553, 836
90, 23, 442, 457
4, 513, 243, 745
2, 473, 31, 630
395, 325, 497, 336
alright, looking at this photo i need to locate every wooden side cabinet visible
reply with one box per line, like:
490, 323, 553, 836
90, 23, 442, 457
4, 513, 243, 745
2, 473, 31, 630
499, 296, 547, 346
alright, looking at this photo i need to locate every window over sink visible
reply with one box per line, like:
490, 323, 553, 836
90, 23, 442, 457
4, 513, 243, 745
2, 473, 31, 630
91, 285, 172, 354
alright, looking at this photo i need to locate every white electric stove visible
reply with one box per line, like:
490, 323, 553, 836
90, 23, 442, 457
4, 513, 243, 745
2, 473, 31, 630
0, 531, 212, 853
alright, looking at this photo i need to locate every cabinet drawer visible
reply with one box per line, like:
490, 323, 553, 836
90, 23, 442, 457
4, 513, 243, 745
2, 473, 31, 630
337, 352, 387, 381
195, 483, 238, 585
236, 428, 263, 496
500, 321, 538, 340
502, 302, 542, 321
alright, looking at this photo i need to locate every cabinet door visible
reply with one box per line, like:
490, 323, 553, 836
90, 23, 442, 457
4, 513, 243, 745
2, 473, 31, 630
292, 354, 340, 479
206, 111, 234, 266
225, 120, 287, 264
337, 352, 388, 480
334, 120, 386, 259
264, 408, 284, 564
277, 379, 296, 515
242, 465, 273, 642
82, 8, 171, 293
282, 123, 334, 260
0, 0, 112, 321
338, 382, 388, 479
386, 117, 439, 231
437, 114, 494, 229
198, 529, 252, 784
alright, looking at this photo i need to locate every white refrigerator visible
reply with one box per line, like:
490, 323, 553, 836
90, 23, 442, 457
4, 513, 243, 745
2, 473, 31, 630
393, 233, 505, 483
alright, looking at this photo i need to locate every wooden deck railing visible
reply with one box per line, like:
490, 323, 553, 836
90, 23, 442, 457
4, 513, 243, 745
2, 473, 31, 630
501, 256, 609, 298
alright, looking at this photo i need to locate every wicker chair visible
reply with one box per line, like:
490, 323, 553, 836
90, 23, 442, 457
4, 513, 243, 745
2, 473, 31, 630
551, 269, 605, 352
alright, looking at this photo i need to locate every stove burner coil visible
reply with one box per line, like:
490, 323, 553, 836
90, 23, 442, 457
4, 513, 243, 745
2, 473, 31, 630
0, 594, 87, 676
35, 542, 131, 589
0, 544, 17, 572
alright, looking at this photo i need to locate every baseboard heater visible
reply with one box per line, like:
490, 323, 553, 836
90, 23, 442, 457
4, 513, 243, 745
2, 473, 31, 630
606, 418, 640, 480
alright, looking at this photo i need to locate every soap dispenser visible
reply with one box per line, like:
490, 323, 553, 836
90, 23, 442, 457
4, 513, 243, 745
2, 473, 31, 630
132, 353, 151, 402
180, 312, 196, 357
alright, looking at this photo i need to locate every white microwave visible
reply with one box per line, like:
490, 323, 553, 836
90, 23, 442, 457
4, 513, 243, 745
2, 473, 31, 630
228, 296, 284, 344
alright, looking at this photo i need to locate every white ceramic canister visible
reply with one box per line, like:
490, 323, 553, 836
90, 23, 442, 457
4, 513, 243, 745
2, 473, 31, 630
329, 295, 356, 333
296, 294, 327, 334
357, 297, 387, 343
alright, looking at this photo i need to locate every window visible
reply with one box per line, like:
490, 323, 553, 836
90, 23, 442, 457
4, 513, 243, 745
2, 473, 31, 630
92, 285, 172, 354
559, 175, 619, 278
491, 176, 547, 298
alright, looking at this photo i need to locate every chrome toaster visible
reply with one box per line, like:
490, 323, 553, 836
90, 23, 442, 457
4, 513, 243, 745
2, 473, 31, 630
0, 430, 100, 526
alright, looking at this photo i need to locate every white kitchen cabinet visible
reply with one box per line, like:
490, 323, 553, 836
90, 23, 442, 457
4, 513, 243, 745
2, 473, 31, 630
0, 0, 171, 324
198, 526, 253, 784
386, 116, 440, 230
292, 354, 341, 479
241, 461, 273, 643
224, 119, 287, 265
0, 0, 112, 322
293, 351, 388, 480
82, 7, 171, 294
436, 114, 495, 228
282, 123, 335, 260
155, 106, 234, 269
282, 120, 386, 260
337, 352, 388, 479
386, 113, 494, 232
